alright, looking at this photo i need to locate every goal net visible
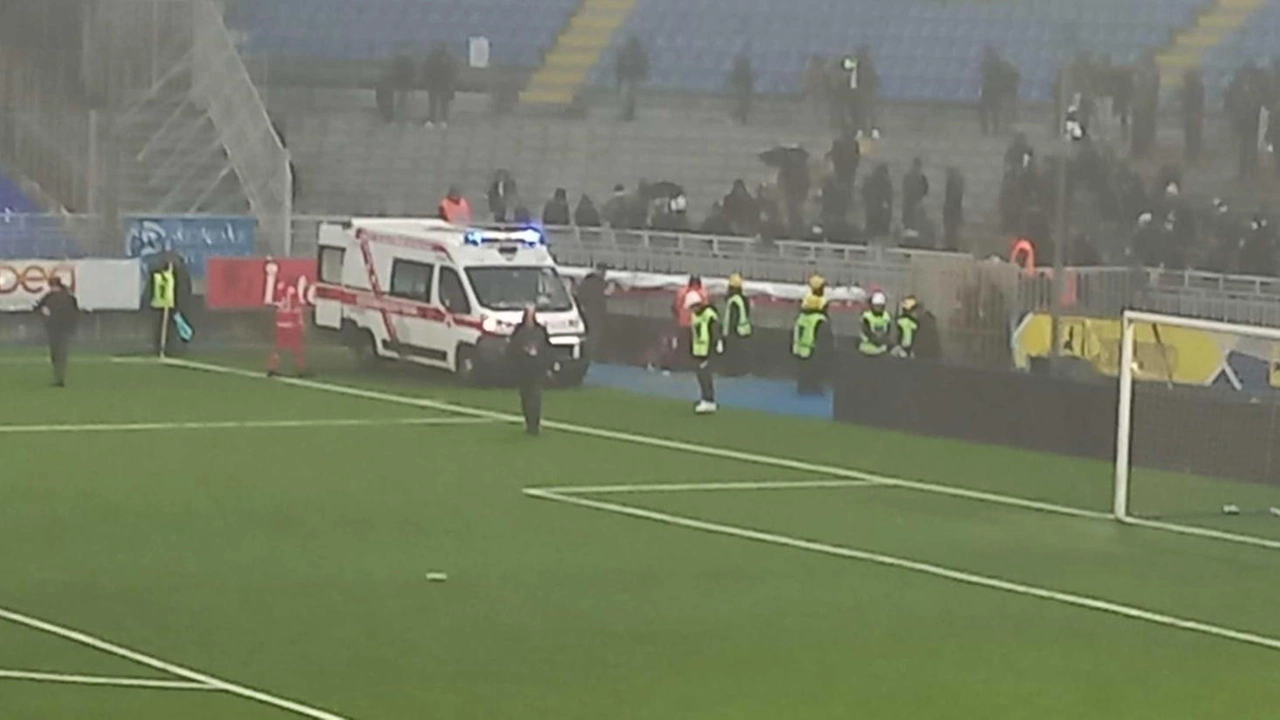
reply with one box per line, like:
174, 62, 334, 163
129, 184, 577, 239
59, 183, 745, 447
1115, 310, 1280, 549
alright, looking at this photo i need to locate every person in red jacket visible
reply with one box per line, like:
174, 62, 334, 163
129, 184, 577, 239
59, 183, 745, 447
268, 284, 307, 377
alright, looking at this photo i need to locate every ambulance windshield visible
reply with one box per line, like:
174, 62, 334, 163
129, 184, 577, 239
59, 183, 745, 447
466, 266, 574, 312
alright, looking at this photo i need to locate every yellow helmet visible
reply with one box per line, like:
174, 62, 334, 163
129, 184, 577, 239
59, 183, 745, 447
901, 295, 919, 312
728, 273, 744, 289
808, 274, 826, 292
801, 293, 828, 312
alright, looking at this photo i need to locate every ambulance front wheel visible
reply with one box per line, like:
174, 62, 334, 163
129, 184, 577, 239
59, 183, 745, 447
455, 344, 485, 386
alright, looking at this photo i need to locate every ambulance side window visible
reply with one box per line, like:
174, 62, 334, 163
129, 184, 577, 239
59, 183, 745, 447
389, 260, 433, 302
318, 248, 344, 283
438, 267, 471, 315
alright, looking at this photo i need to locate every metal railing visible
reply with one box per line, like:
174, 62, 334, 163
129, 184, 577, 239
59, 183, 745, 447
191, 0, 291, 255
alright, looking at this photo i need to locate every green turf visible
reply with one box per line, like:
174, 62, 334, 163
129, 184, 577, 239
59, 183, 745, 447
4, 352, 1280, 719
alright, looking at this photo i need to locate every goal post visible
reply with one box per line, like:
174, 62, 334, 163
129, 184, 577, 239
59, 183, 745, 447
1113, 309, 1280, 550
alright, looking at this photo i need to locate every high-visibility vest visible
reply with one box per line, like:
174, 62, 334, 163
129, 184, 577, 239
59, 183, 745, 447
860, 310, 892, 356
690, 306, 717, 358
151, 268, 175, 310
726, 293, 752, 337
896, 314, 919, 354
792, 312, 826, 359
440, 197, 472, 224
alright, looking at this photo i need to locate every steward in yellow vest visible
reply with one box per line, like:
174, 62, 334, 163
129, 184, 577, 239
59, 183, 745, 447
720, 273, 752, 376
793, 288, 834, 396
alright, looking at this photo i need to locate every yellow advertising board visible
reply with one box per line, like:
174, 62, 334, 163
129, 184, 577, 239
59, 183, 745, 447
1012, 313, 1225, 386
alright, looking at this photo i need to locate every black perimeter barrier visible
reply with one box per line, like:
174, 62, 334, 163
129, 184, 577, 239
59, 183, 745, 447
833, 356, 1280, 486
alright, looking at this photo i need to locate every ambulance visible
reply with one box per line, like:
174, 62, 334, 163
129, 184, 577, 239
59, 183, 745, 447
313, 218, 589, 385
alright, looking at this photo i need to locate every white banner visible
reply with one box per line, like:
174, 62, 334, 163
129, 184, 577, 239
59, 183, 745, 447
560, 266, 868, 305
0, 259, 142, 312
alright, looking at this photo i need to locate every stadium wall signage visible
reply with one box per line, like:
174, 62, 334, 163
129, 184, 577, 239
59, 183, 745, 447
124, 215, 256, 280
0, 259, 141, 312
205, 257, 316, 309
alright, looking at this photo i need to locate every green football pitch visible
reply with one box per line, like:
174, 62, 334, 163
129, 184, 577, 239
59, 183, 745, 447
4, 351, 1280, 719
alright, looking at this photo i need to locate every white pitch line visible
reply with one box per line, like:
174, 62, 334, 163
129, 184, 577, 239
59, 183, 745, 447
0, 607, 352, 720
0, 668, 216, 691
538, 479, 881, 495
526, 488, 1280, 654
0, 416, 494, 434
162, 358, 1110, 522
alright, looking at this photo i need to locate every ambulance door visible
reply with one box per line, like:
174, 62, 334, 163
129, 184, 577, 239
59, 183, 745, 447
386, 258, 446, 365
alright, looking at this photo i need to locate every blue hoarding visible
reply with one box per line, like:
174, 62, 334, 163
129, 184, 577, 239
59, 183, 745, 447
125, 216, 256, 279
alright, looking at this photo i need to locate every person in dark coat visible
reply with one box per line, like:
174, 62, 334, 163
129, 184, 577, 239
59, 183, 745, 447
542, 188, 571, 226
1241, 213, 1277, 276
722, 179, 759, 236
615, 35, 649, 121
826, 130, 861, 203
575, 264, 608, 358
942, 167, 965, 251
34, 275, 78, 387
602, 184, 629, 228
487, 169, 518, 223
1181, 68, 1205, 162
423, 43, 458, 127
901, 157, 929, 232
574, 194, 601, 227
507, 306, 554, 435
819, 170, 852, 241
862, 163, 893, 237
700, 202, 733, 235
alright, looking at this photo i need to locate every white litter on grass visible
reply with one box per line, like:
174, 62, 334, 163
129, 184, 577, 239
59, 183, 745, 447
425, 572, 448, 582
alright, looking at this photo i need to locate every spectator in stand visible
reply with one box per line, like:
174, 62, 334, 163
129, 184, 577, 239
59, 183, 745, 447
616, 35, 649, 122
1226, 64, 1267, 178
1130, 55, 1160, 158
849, 46, 880, 137
651, 193, 690, 232
863, 163, 893, 238
901, 157, 929, 233
943, 168, 965, 251
574, 194, 601, 227
542, 188, 571, 226
1202, 198, 1244, 274
819, 160, 852, 242
700, 202, 732, 235
722, 179, 759, 236
1182, 68, 1205, 162
487, 169, 518, 223
391, 50, 416, 122
602, 184, 629, 228
979, 47, 1005, 135
438, 185, 472, 224
1000, 134, 1035, 234
1242, 212, 1277, 276
826, 130, 860, 203
423, 42, 458, 127
776, 150, 811, 238
728, 54, 754, 125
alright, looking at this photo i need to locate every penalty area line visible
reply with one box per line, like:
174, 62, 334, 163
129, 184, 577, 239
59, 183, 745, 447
0, 416, 495, 434
0, 669, 216, 691
537, 479, 883, 495
0, 607, 352, 720
525, 488, 1280, 655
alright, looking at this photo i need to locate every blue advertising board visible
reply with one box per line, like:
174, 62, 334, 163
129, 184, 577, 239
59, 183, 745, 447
124, 216, 256, 280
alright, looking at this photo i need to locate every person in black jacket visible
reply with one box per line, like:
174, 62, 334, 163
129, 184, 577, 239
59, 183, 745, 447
542, 188, 571, 226
34, 276, 79, 387
507, 306, 555, 435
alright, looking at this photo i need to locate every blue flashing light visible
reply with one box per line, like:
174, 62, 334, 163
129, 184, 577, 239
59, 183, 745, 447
463, 230, 484, 246
513, 228, 545, 247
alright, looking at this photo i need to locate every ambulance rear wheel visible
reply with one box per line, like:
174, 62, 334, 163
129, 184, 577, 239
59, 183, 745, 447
347, 326, 378, 369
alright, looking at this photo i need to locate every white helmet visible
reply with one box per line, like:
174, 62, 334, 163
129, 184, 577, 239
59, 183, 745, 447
871, 291, 887, 307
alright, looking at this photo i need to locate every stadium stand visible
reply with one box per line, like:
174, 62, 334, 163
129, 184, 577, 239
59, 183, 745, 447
1203, 0, 1280, 94
585, 0, 1207, 101
236, 0, 579, 68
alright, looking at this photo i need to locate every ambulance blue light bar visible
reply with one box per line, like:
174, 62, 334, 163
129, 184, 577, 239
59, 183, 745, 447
463, 228, 546, 247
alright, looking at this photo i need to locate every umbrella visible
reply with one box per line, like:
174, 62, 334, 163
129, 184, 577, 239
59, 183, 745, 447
759, 145, 809, 169
643, 180, 686, 201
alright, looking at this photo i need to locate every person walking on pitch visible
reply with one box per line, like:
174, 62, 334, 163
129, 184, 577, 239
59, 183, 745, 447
34, 276, 78, 387
508, 305, 555, 435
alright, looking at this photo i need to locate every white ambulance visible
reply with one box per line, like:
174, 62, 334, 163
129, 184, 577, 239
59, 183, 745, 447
313, 218, 588, 385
